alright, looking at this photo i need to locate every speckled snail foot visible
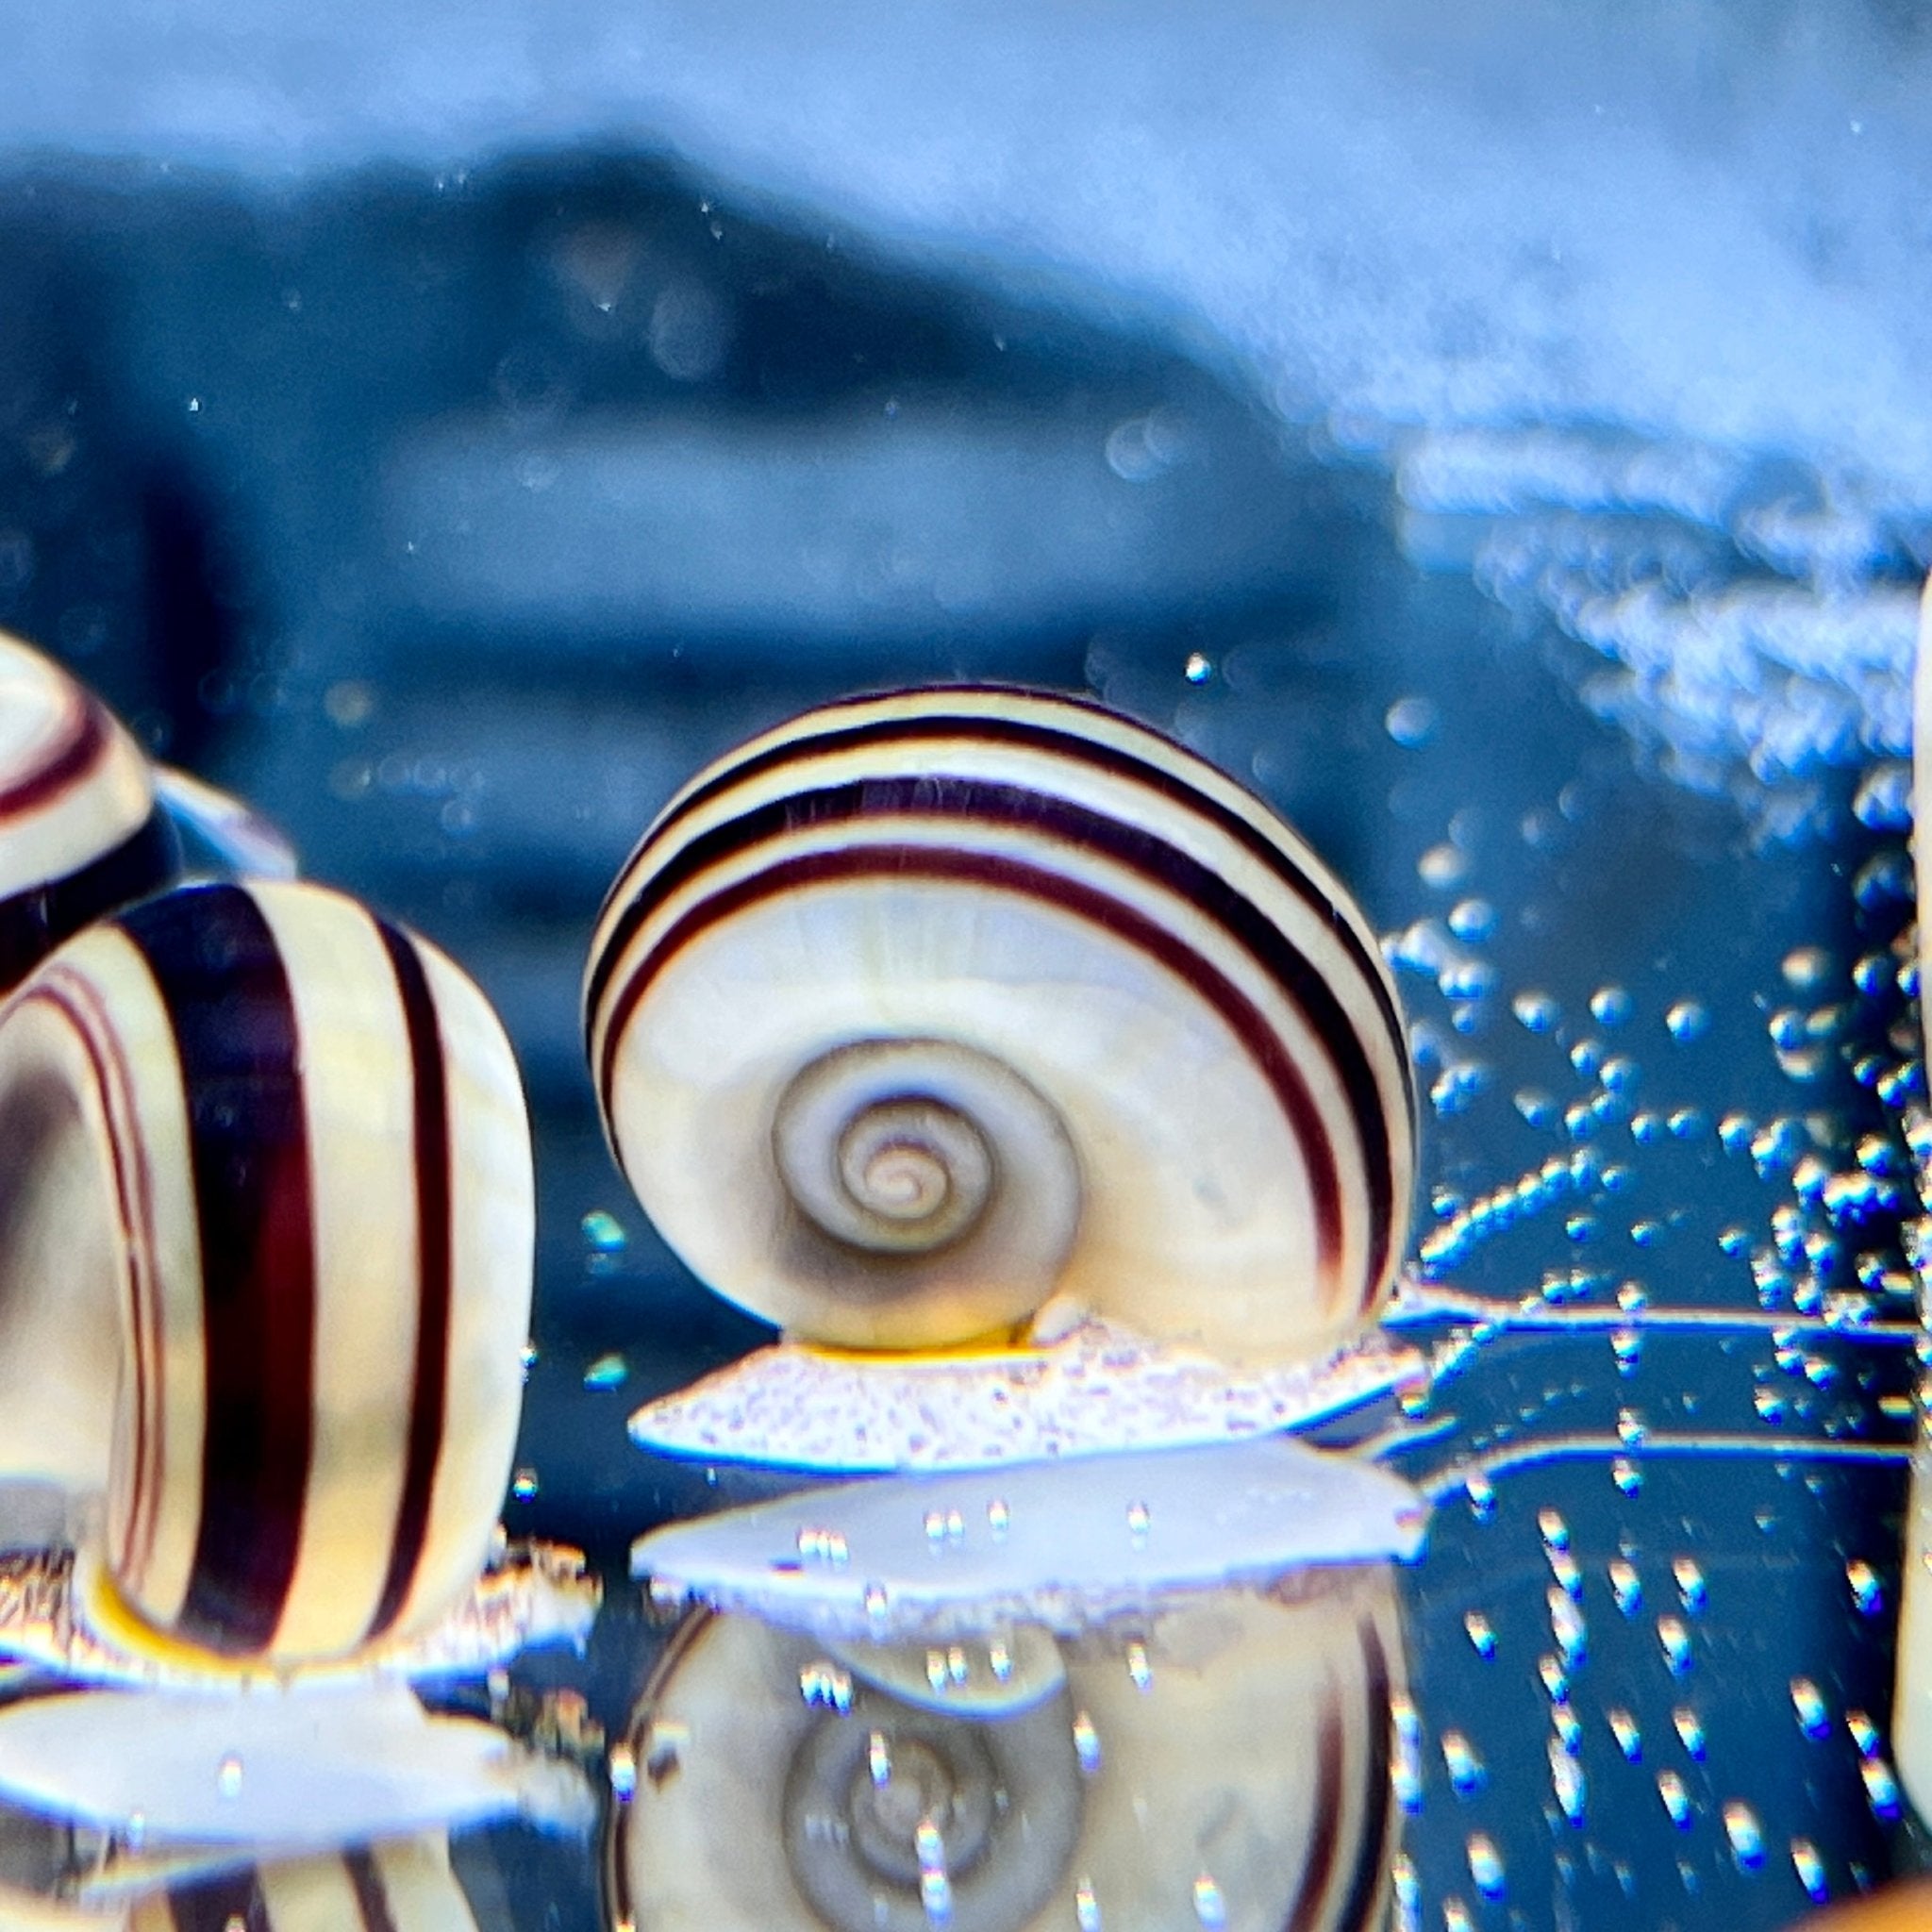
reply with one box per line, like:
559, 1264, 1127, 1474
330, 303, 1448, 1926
586, 684, 1416, 1381
0, 631, 184, 993
608, 1569, 1403, 1932
0, 874, 593, 1683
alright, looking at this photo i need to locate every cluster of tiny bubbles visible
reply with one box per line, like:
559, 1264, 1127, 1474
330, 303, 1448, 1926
799, 1658, 855, 1713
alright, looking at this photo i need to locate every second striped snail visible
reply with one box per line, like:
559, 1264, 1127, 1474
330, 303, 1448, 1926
586, 685, 1416, 1374
0, 872, 592, 1687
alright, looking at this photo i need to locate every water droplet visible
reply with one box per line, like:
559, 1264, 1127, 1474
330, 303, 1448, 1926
1791, 1839, 1828, 1905
1608, 1558, 1641, 1615
1463, 1612, 1496, 1658
582, 1352, 629, 1391
1724, 1800, 1765, 1869
799, 1660, 854, 1711
1782, 946, 1834, 991
1512, 991, 1560, 1032
1549, 1590, 1587, 1667
1846, 1559, 1884, 1615
1537, 1509, 1570, 1552
1846, 1709, 1880, 1757
1550, 1739, 1586, 1824
1790, 1678, 1829, 1740
1672, 1558, 1707, 1613
863, 1583, 891, 1624
1464, 1471, 1495, 1519
1073, 1710, 1103, 1775
1466, 1835, 1505, 1900
1447, 898, 1496, 941
510, 1467, 539, 1502
986, 1498, 1010, 1538
1664, 999, 1709, 1042
1392, 1697, 1424, 1813
1125, 1641, 1152, 1690
1860, 1757, 1902, 1820
1658, 1772, 1691, 1829
1125, 1499, 1151, 1544
1852, 760, 1912, 828
1386, 694, 1440, 746
1442, 1730, 1486, 1795
1191, 1874, 1227, 1930
1075, 1881, 1103, 1932
215, 1756, 242, 1799
1590, 986, 1633, 1025
1608, 1710, 1642, 1760
581, 1208, 628, 1252
1673, 1707, 1707, 1761
1420, 842, 1468, 889
608, 1742, 639, 1801
1183, 652, 1213, 685
1657, 1617, 1691, 1674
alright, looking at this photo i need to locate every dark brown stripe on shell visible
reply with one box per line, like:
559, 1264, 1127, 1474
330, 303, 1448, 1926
590, 691, 1415, 1131
346, 1847, 403, 1932
1329, 1614, 1395, 1932
365, 919, 453, 1643
598, 841, 1347, 1307
119, 883, 315, 1657
596, 775, 1389, 1302
168, 1863, 269, 1932
0, 692, 107, 821
1284, 1676, 1346, 1931
0, 808, 179, 992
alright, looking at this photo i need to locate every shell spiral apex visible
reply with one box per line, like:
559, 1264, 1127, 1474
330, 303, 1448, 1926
584, 685, 1415, 1362
0, 875, 536, 1670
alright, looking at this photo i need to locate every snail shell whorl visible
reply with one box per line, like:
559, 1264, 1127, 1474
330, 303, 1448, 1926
0, 878, 534, 1666
585, 686, 1414, 1360
0, 630, 178, 991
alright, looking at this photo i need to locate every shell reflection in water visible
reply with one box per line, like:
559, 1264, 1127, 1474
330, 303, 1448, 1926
585, 686, 1415, 1365
0, 1804, 484, 1932
0, 631, 180, 993
0, 875, 537, 1674
608, 1571, 1402, 1932
1894, 572, 1932, 1822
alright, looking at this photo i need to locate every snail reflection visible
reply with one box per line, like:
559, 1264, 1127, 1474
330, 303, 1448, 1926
611, 1556, 1406, 1932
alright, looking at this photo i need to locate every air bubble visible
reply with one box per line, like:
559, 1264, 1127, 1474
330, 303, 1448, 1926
1442, 1731, 1486, 1795
1657, 1772, 1691, 1829
1183, 652, 1213, 685
1386, 695, 1440, 745
1590, 986, 1633, 1025
1448, 898, 1496, 941
1852, 761, 1912, 829
1191, 1874, 1227, 1929
215, 1756, 242, 1800
1781, 946, 1833, 991
1861, 1757, 1902, 1820
1512, 991, 1560, 1032
1466, 1835, 1505, 1900
1073, 1710, 1103, 1775
1791, 1678, 1830, 1740
1846, 1560, 1884, 1615
1672, 1558, 1707, 1613
1657, 1617, 1691, 1674
1673, 1708, 1707, 1761
1608, 1710, 1641, 1761
1790, 1840, 1827, 1905
1464, 1613, 1496, 1658
581, 1209, 628, 1252
1724, 1800, 1764, 1869
1664, 1000, 1709, 1042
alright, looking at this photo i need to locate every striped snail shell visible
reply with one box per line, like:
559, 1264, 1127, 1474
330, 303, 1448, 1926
0, 631, 180, 992
585, 686, 1415, 1362
608, 1570, 1402, 1932
0, 876, 535, 1669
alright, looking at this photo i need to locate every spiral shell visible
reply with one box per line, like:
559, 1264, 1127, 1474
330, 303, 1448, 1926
585, 686, 1414, 1361
0, 877, 535, 1669
608, 1572, 1403, 1932
0, 631, 179, 991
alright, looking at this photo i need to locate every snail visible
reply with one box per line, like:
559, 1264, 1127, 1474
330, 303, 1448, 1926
0, 631, 182, 991
607, 1568, 1404, 1932
0, 874, 591, 1682
585, 683, 1416, 1372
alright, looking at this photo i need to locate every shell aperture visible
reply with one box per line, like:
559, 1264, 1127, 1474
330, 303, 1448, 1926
0, 876, 536, 1671
585, 685, 1415, 1361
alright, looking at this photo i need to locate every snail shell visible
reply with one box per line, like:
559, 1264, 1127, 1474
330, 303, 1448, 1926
1896, 571, 1932, 1824
608, 1570, 1402, 1932
585, 686, 1415, 1362
0, 877, 535, 1669
0, 631, 179, 992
